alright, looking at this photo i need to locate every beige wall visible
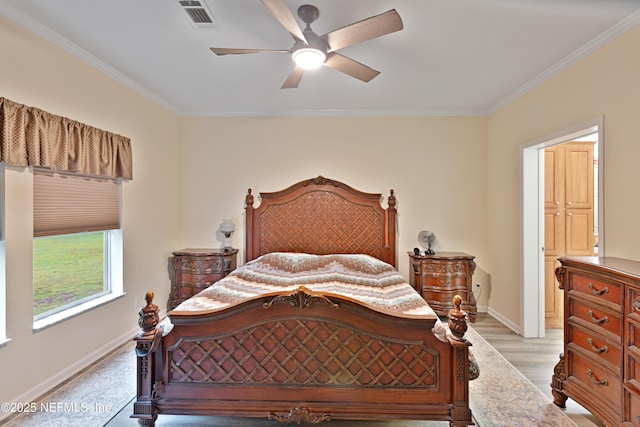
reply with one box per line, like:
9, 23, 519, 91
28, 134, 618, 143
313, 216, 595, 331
487, 25, 640, 326
0, 16, 181, 406
177, 116, 489, 284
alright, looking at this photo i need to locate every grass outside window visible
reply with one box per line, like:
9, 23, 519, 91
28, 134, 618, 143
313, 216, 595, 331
33, 232, 106, 318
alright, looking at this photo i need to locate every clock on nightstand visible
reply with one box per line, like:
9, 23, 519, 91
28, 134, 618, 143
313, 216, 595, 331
408, 252, 477, 323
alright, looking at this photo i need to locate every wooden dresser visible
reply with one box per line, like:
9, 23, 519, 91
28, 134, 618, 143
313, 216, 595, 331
408, 252, 476, 323
553, 256, 640, 426
169, 248, 238, 310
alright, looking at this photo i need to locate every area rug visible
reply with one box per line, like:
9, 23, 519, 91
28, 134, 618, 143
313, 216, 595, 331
465, 327, 576, 427
1, 341, 136, 427
2, 325, 576, 427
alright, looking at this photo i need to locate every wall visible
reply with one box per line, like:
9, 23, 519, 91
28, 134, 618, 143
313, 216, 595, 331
487, 25, 640, 327
0, 16, 181, 407
177, 115, 490, 291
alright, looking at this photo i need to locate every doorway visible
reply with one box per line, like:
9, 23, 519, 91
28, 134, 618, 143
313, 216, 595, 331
521, 117, 603, 338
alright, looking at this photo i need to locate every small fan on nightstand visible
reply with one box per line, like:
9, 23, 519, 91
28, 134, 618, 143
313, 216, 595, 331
418, 230, 436, 255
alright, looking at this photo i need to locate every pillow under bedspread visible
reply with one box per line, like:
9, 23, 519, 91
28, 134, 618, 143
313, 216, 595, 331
173, 252, 438, 319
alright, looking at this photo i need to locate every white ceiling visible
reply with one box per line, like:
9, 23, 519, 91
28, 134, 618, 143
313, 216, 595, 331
2, 0, 640, 116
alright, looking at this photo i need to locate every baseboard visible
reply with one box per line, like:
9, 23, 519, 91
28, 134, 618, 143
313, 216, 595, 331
0, 309, 167, 423
487, 306, 521, 335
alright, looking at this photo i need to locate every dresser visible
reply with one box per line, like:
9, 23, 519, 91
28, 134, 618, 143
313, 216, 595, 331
169, 248, 238, 310
408, 252, 476, 323
552, 256, 640, 426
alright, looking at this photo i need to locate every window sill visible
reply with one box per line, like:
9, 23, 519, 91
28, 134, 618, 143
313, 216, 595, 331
0, 338, 11, 348
33, 292, 126, 332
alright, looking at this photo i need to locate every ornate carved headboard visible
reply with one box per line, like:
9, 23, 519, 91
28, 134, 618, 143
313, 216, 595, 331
245, 176, 397, 267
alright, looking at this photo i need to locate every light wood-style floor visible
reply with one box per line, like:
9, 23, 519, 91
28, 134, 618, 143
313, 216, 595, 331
472, 312, 604, 427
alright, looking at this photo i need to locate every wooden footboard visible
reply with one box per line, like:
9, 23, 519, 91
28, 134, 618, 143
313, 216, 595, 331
132, 289, 472, 426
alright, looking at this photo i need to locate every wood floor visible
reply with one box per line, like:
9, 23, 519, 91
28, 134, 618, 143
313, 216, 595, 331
472, 312, 604, 427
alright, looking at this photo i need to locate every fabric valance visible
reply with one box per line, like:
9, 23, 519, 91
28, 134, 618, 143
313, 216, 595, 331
0, 97, 132, 179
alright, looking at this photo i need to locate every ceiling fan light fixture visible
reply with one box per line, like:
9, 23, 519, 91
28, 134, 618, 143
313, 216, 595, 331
291, 48, 326, 69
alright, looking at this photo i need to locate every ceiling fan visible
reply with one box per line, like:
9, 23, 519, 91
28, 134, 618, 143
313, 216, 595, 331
210, 0, 403, 89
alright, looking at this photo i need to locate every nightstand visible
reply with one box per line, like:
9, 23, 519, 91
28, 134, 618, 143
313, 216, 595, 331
169, 248, 238, 310
409, 252, 477, 322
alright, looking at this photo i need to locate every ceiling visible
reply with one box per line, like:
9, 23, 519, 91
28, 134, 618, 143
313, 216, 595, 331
2, 0, 640, 116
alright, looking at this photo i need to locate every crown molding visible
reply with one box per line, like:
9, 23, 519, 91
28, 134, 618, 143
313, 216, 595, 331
487, 9, 640, 116
177, 108, 488, 117
0, 3, 180, 115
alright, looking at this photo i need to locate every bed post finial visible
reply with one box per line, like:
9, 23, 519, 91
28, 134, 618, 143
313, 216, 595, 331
246, 188, 254, 208
388, 189, 396, 209
246, 189, 254, 262
447, 295, 468, 341
137, 291, 159, 337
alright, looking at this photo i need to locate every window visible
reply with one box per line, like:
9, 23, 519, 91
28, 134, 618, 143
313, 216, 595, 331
32, 168, 123, 329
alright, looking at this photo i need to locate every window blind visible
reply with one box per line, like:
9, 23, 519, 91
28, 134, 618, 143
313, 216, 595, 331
33, 168, 120, 237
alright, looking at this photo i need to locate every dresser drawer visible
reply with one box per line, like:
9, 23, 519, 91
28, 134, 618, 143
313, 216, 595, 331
175, 257, 226, 273
567, 349, 621, 412
422, 261, 470, 275
568, 298, 621, 341
422, 289, 470, 305
421, 275, 469, 290
178, 284, 208, 299
566, 324, 621, 375
569, 273, 622, 308
176, 273, 220, 288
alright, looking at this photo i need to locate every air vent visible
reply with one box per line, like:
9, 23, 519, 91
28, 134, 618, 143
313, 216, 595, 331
179, 0, 217, 30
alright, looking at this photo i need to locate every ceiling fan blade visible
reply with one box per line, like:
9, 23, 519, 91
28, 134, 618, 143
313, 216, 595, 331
323, 9, 403, 53
261, 0, 307, 43
324, 53, 380, 83
281, 66, 304, 89
210, 47, 289, 56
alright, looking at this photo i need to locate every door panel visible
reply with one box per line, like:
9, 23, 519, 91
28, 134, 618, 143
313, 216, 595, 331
544, 142, 595, 328
565, 144, 594, 210
566, 209, 594, 255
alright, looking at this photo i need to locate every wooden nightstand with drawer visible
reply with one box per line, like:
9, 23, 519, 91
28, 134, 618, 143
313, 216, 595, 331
408, 252, 476, 323
169, 248, 238, 310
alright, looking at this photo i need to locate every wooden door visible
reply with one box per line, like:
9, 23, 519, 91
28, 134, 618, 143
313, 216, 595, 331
544, 147, 564, 328
544, 142, 595, 328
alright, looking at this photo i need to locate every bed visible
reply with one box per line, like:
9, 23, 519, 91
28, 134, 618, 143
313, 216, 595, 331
132, 176, 473, 426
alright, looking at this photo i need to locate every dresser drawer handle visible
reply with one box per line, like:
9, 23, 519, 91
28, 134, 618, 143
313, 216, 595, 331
587, 310, 608, 324
633, 299, 640, 312
586, 338, 609, 354
586, 368, 608, 386
587, 282, 608, 296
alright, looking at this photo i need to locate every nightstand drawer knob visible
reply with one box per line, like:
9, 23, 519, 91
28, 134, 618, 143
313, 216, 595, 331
587, 310, 608, 325
586, 337, 608, 354
587, 282, 608, 296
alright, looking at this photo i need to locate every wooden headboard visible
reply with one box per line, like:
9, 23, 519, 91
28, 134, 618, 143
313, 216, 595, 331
245, 176, 397, 267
